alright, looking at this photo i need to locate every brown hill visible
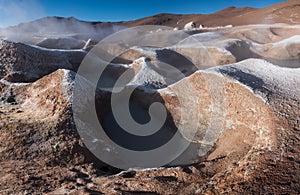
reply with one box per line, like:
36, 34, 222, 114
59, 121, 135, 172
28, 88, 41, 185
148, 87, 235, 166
127, 0, 300, 27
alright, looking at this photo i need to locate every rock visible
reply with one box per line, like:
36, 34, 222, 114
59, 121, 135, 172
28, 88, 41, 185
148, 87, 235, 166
173, 46, 236, 67
128, 59, 278, 166
119, 170, 137, 178
0, 69, 111, 193
76, 178, 86, 185
184, 21, 197, 30
0, 40, 86, 82
36, 37, 86, 50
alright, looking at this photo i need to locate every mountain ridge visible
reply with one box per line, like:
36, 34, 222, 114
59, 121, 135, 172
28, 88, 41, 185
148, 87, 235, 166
1, 0, 299, 31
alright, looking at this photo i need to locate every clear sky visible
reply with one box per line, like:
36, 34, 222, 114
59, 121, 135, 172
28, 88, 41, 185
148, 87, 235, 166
0, 0, 285, 27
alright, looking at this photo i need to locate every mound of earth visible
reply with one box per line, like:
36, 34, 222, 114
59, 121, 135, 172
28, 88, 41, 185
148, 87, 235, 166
0, 1, 299, 193
0, 40, 86, 82
0, 57, 299, 193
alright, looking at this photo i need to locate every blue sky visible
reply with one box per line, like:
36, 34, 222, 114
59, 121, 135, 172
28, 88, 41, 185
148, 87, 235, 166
0, 0, 285, 27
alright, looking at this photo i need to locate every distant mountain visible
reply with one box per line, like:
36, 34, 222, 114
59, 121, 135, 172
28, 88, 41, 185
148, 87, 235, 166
127, 0, 300, 27
1, 0, 299, 33
0, 0, 299, 49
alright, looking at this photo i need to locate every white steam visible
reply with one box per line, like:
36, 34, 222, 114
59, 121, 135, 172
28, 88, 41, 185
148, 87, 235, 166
0, 0, 45, 28
0, 16, 126, 49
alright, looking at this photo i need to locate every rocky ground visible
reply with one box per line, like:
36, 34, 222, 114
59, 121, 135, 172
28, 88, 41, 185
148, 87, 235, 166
0, 4, 300, 194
